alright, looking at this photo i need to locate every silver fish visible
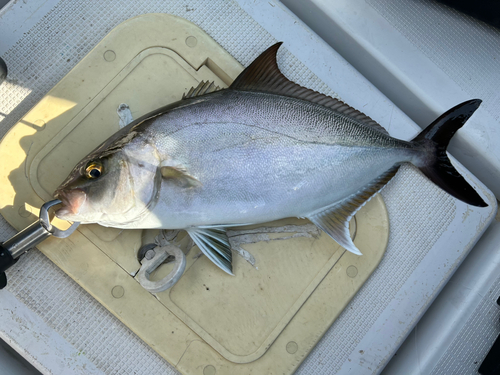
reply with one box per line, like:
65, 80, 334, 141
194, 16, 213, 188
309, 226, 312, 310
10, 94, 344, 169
54, 43, 486, 274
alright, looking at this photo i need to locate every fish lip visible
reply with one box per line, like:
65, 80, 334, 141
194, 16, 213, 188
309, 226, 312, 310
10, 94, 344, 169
54, 188, 86, 218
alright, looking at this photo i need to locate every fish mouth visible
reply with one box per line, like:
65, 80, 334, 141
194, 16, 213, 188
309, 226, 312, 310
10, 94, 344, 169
54, 188, 86, 219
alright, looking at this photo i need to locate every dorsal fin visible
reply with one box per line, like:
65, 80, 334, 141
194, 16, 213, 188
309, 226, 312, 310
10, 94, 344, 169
183, 81, 221, 99
230, 42, 388, 135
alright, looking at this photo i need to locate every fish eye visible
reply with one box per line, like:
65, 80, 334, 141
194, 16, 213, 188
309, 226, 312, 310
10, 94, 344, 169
85, 162, 103, 179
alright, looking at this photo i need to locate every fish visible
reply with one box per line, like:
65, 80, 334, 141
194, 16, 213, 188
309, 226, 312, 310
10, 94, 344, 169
54, 42, 487, 275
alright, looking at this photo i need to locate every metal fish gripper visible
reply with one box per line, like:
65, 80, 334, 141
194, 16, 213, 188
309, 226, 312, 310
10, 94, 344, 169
0, 199, 80, 289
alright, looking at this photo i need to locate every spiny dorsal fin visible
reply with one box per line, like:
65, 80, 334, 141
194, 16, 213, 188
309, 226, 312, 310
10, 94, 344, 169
307, 165, 399, 255
183, 81, 221, 99
230, 42, 388, 135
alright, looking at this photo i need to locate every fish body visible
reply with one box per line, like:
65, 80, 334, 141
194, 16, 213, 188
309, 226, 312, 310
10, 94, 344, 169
131, 90, 414, 229
55, 43, 486, 274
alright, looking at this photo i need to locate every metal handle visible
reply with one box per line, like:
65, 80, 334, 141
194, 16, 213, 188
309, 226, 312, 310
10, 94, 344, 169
0, 199, 80, 289
3, 200, 80, 259
136, 244, 186, 293
2, 219, 52, 259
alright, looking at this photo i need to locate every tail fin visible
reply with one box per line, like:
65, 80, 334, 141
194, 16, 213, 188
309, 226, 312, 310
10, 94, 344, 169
412, 99, 487, 207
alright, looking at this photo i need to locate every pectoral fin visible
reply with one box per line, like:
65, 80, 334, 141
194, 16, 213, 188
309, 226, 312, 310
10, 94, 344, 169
161, 165, 202, 188
187, 227, 233, 275
307, 166, 399, 255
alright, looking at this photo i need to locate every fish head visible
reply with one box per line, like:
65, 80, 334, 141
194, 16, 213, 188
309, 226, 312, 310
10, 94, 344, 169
54, 140, 161, 226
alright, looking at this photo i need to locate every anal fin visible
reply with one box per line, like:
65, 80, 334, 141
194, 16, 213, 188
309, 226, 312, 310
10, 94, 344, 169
307, 166, 399, 255
186, 227, 233, 275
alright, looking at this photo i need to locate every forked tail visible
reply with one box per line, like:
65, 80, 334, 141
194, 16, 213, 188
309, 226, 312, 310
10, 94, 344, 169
411, 99, 487, 207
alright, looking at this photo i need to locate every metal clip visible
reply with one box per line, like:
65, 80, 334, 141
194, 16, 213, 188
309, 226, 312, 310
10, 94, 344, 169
0, 199, 80, 289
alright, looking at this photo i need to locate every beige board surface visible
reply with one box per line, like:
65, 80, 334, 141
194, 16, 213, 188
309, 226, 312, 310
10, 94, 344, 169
0, 14, 389, 374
